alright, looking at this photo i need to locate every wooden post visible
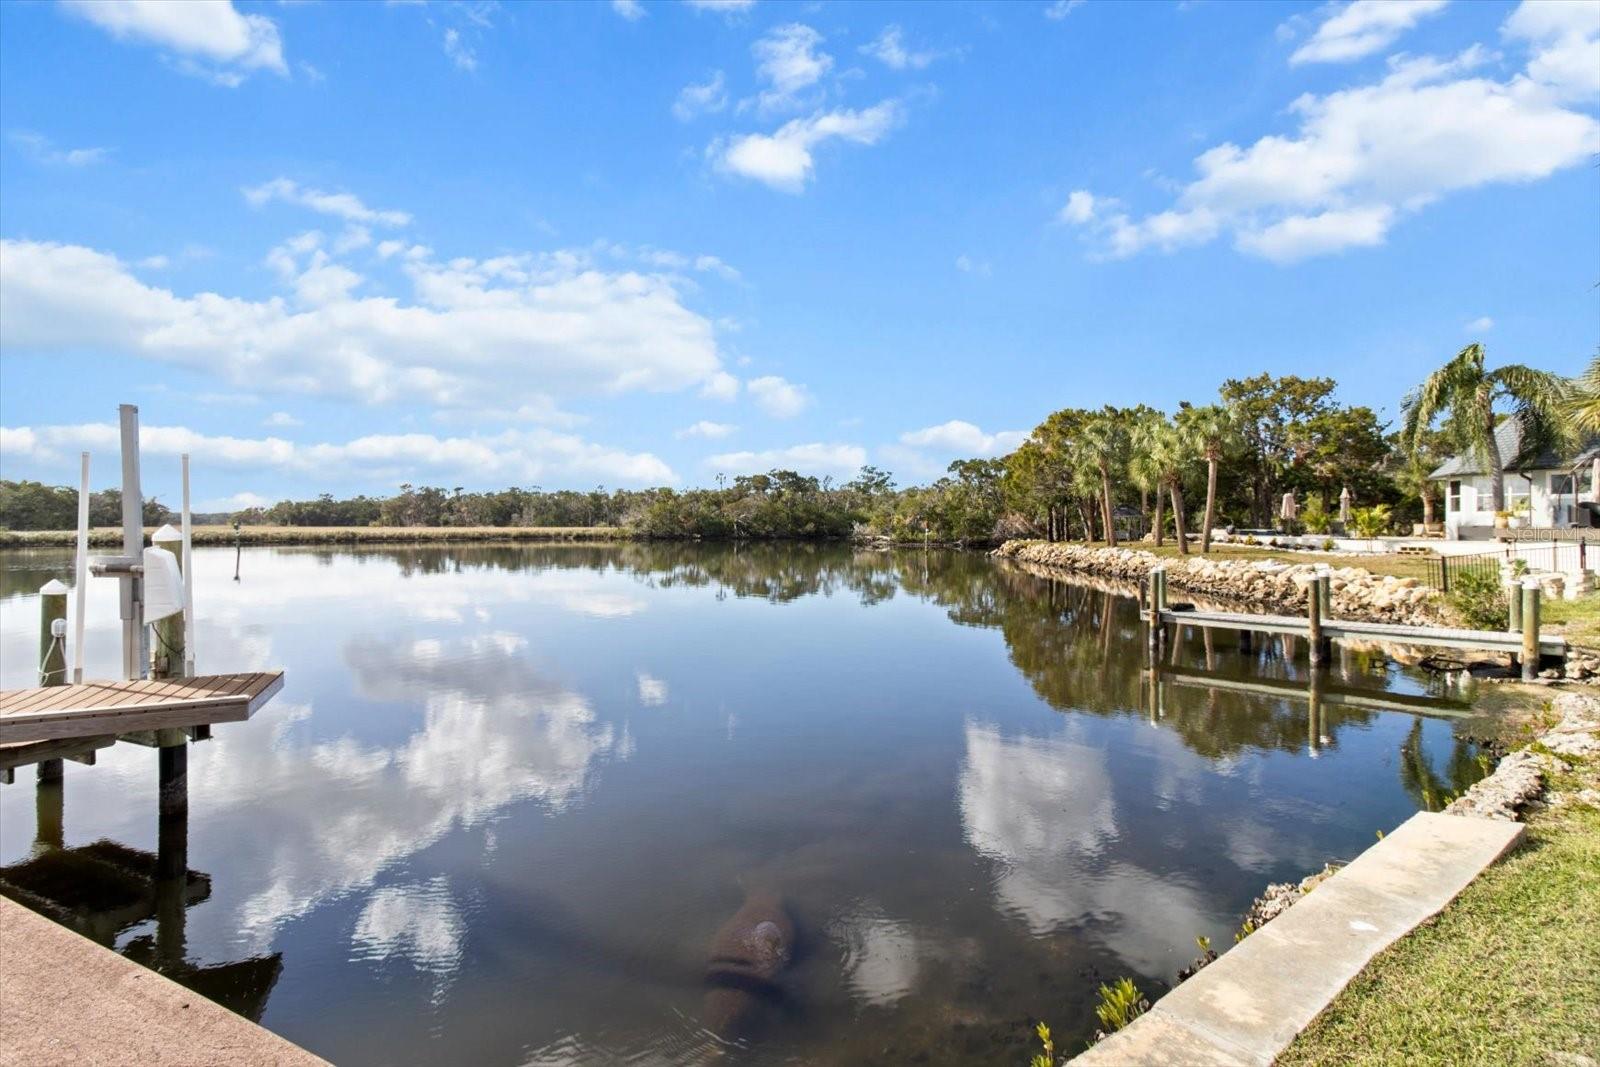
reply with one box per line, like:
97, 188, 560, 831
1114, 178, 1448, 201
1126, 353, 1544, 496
1146, 569, 1161, 653
1507, 579, 1523, 669
150, 526, 186, 680
1153, 567, 1168, 653
1307, 576, 1325, 667
39, 579, 68, 687
1317, 573, 1334, 662
1521, 580, 1541, 682
37, 580, 69, 785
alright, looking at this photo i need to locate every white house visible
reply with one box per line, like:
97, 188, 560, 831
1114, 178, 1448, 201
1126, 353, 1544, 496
1430, 420, 1600, 539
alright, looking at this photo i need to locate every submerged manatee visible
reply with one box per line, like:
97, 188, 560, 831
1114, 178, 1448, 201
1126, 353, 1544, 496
701, 889, 796, 1041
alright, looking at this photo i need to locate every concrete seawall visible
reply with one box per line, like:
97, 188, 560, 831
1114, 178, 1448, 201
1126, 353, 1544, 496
0, 897, 328, 1067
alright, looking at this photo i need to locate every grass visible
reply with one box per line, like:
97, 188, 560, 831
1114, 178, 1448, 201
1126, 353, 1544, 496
1540, 596, 1600, 651
1055, 539, 1435, 581
0, 525, 626, 548
1278, 743, 1600, 1067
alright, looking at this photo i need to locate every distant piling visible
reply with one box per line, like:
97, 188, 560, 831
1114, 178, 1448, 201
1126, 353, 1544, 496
37, 581, 69, 787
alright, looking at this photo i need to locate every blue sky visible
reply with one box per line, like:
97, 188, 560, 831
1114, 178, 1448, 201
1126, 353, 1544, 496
1, 0, 1596, 510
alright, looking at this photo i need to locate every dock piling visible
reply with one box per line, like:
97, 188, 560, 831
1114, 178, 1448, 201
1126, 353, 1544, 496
1307, 576, 1325, 667
37, 581, 69, 785
1521, 580, 1541, 682
149, 526, 187, 681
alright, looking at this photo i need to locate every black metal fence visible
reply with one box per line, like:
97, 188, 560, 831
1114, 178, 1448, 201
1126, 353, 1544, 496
1426, 539, 1594, 592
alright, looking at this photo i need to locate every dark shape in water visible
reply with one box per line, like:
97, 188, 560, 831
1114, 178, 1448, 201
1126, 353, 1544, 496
702, 889, 796, 1042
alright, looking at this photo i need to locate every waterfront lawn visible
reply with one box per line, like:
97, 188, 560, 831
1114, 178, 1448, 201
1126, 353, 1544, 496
1540, 595, 1600, 650
1278, 752, 1600, 1067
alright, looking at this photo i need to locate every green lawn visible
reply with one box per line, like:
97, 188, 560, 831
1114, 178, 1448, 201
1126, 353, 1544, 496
1540, 596, 1600, 651
1278, 743, 1600, 1067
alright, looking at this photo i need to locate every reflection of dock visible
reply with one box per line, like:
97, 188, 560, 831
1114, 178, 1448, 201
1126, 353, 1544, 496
1153, 664, 1474, 720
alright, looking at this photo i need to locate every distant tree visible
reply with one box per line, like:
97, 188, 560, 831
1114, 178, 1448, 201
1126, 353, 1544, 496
1401, 343, 1570, 512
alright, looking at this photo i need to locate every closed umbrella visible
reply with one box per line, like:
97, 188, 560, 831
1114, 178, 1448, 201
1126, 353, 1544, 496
1339, 486, 1352, 526
1281, 492, 1298, 525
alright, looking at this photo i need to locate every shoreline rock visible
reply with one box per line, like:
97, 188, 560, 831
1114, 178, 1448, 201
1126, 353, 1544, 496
994, 540, 1439, 626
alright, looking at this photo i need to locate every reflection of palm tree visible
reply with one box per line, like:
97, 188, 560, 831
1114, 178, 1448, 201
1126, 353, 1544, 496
1397, 718, 1487, 812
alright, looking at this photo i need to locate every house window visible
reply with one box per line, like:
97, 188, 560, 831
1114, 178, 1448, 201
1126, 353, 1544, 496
1447, 480, 1461, 513
1505, 479, 1531, 514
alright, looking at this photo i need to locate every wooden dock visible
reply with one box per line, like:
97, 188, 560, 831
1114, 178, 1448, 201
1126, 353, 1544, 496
1156, 609, 1567, 658
1142, 565, 1563, 679
0, 672, 283, 745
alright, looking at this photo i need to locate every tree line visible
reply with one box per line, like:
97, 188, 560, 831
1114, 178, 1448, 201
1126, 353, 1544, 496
2, 346, 1592, 545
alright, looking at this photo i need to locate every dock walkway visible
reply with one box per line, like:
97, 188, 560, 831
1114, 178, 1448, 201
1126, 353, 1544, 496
0, 672, 283, 745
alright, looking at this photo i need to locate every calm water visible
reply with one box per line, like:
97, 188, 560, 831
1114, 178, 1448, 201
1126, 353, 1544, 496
0, 543, 1484, 1065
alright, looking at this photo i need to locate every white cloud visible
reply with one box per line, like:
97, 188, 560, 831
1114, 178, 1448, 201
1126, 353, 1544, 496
955, 254, 991, 277
673, 70, 728, 122
0, 238, 730, 411
1287, 0, 1450, 66
861, 25, 942, 70
684, 0, 755, 16
746, 375, 811, 417
676, 420, 737, 439
1504, 0, 1600, 101
700, 370, 741, 401
243, 178, 412, 226
1061, 16, 1600, 264
1044, 1, 1085, 21
9, 131, 109, 166
636, 673, 668, 706
206, 490, 269, 511
900, 420, 1026, 457
62, 0, 287, 84
263, 411, 303, 428
748, 23, 832, 115
442, 28, 477, 71
1058, 189, 1099, 224
714, 100, 902, 192
138, 254, 171, 270
1232, 205, 1391, 263
0, 421, 678, 488
705, 442, 865, 477
1465, 315, 1495, 333
611, 0, 646, 20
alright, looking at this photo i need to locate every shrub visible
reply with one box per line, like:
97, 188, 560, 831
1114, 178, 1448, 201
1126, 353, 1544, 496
1302, 498, 1332, 534
1448, 569, 1509, 630
1093, 977, 1149, 1039
1351, 504, 1392, 539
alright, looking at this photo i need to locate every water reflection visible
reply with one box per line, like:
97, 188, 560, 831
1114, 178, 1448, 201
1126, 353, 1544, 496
0, 542, 1488, 1063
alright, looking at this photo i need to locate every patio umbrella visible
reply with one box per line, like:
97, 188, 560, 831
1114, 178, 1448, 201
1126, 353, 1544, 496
1281, 492, 1298, 524
1339, 486, 1352, 525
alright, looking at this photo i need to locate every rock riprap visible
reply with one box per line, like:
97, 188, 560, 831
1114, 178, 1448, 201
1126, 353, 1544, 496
994, 541, 1439, 626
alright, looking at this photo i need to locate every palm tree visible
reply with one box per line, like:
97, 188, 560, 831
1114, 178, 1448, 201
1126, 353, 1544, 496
1565, 353, 1600, 434
1081, 407, 1130, 546
1177, 404, 1235, 553
1129, 413, 1167, 546
1144, 417, 1194, 555
1401, 344, 1570, 512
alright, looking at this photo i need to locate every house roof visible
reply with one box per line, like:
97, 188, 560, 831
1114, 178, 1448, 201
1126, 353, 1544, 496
1429, 419, 1600, 479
